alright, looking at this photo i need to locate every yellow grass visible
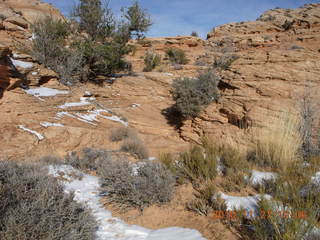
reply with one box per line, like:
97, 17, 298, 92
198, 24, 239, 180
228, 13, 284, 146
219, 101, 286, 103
253, 111, 302, 170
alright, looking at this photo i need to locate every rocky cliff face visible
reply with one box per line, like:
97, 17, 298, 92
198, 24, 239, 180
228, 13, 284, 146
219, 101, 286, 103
0, 2, 319, 160
180, 3, 320, 145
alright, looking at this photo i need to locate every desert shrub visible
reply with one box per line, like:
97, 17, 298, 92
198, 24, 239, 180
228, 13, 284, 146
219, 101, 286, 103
165, 48, 189, 65
299, 88, 320, 161
191, 31, 198, 37
213, 54, 238, 70
121, 137, 149, 159
65, 148, 110, 171
282, 20, 294, 31
178, 143, 218, 183
218, 144, 249, 176
31, 1, 153, 85
98, 158, 175, 210
248, 112, 302, 170
172, 69, 220, 119
109, 126, 137, 142
249, 198, 317, 240
187, 181, 226, 216
31, 16, 69, 66
143, 51, 161, 72
0, 161, 96, 240
121, 1, 152, 39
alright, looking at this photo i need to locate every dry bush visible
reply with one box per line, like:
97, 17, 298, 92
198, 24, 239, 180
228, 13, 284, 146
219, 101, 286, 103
0, 161, 96, 240
187, 181, 226, 216
143, 51, 161, 72
249, 198, 318, 240
213, 54, 238, 70
249, 112, 302, 170
98, 158, 175, 210
109, 126, 137, 142
121, 137, 149, 159
299, 87, 320, 161
165, 48, 189, 65
65, 148, 110, 171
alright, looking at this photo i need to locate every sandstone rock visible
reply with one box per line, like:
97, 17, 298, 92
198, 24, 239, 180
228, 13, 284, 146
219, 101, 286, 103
5, 16, 28, 29
3, 21, 25, 31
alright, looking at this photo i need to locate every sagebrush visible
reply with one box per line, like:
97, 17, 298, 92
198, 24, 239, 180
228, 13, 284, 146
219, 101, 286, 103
0, 161, 97, 240
98, 158, 175, 210
172, 69, 220, 119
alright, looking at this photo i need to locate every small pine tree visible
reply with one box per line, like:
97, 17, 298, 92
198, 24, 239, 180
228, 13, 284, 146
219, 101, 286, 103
122, 1, 152, 39
73, 0, 115, 40
191, 31, 198, 37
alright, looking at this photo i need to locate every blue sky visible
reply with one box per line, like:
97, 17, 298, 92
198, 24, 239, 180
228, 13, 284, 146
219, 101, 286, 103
43, 0, 317, 38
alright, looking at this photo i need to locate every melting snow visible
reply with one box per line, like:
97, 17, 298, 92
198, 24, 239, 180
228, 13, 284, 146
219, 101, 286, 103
18, 125, 44, 140
25, 87, 69, 97
31, 72, 38, 75
58, 97, 95, 109
48, 165, 206, 240
249, 170, 277, 185
40, 122, 64, 128
10, 58, 33, 69
217, 192, 272, 217
55, 109, 128, 126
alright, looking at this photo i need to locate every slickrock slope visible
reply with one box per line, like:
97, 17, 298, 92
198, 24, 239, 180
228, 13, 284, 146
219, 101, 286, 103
0, 2, 320, 161
179, 3, 320, 144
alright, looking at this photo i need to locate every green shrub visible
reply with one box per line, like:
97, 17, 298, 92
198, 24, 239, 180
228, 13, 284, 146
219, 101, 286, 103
165, 48, 189, 65
98, 159, 175, 210
31, 1, 153, 85
143, 51, 161, 72
178, 143, 217, 183
172, 69, 220, 119
31, 16, 70, 66
122, 1, 152, 39
121, 137, 149, 159
0, 161, 97, 240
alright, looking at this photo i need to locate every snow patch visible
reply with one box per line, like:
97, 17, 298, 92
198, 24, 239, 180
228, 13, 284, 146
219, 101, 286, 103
25, 87, 69, 97
249, 170, 277, 185
18, 125, 44, 140
48, 165, 205, 240
217, 192, 272, 217
58, 97, 95, 109
131, 103, 141, 108
55, 109, 128, 126
40, 122, 64, 128
10, 58, 33, 69
31, 72, 38, 76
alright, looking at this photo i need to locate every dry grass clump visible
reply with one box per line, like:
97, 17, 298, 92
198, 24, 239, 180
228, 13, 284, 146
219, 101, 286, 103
249, 112, 302, 170
0, 161, 97, 240
109, 126, 137, 142
121, 136, 149, 159
98, 158, 175, 210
